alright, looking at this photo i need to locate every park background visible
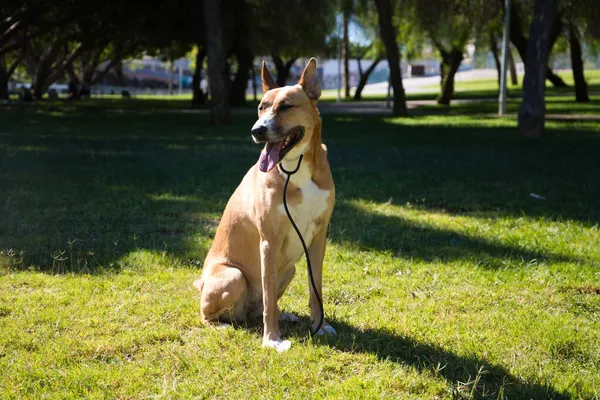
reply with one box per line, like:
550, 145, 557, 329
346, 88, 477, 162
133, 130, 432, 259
1, 0, 600, 398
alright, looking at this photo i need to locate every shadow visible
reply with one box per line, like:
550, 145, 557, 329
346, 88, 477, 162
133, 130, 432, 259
0, 111, 256, 273
279, 317, 570, 399
328, 201, 580, 267
323, 115, 600, 224
1, 108, 599, 273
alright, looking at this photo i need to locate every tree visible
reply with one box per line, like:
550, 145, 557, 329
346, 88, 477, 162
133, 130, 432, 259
0, 0, 94, 97
0, 52, 22, 99
189, 46, 207, 106
250, 0, 335, 87
0, 0, 83, 57
518, 0, 558, 137
341, 0, 355, 98
374, 0, 407, 116
508, 1, 567, 87
354, 53, 384, 100
568, 23, 588, 102
203, 0, 231, 124
411, 0, 498, 105
24, 38, 85, 98
351, 2, 386, 100
562, 0, 600, 103
229, 0, 253, 106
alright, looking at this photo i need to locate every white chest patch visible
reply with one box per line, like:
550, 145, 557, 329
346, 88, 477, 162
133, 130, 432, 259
278, 174, 330, 267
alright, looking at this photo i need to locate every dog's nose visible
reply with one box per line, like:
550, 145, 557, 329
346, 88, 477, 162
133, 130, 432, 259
251, 126, 268, 140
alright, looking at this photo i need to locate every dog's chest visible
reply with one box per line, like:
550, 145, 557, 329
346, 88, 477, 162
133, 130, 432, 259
278, 179, 330, 266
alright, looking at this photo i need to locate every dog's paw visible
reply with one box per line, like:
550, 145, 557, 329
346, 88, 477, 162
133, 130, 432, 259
279, 312, 300, 322
262, 338, 292, 352
205, 321, 230, 330
316, 324, 337, 336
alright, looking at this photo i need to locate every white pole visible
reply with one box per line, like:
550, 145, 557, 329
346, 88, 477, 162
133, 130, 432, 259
168, 61, 173, 95
178, 64, 183, 95
498, 0, 510, 115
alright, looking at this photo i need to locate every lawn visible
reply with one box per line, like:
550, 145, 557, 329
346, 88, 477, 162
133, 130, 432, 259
1, 104, 599, 398
321, 69, 600, 102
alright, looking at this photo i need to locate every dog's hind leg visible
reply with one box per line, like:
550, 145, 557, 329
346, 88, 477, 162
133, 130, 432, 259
196, 264, 247, 324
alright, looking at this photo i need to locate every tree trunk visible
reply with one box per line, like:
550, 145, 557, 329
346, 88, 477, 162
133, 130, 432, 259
342, 9, 351, 98
374, 0, 407, 116
510, 2, 565, 88
489, 32, 501, 87
518, 0, 558, 137
76, 45, 105, 99
252, 64, 257, 101
546, 69, 567, 87
569, 23, 588, 102
229, 0, 251, 106
0, 62, 8, 100
114, 61, 125, 86
437, 49, 463, 105
230, 50, 252, 106
203, 0, 231, 125
545, 10, 567, 89
30, 41, 62, 99
192, 47, 206, 106
354, 56, 383, 100
29, 42, 84, 99
0, 52, 22, 100
272, 55, 296, 87
509, 2, 528, 62
508, 49, 518, 85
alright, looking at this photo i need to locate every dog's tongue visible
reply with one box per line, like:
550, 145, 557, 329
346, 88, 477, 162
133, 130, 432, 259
258, 141, 283, 172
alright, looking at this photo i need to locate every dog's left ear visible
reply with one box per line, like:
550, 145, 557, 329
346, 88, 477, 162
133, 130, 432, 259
262, 60, 278, 93
298, 58, 321, 101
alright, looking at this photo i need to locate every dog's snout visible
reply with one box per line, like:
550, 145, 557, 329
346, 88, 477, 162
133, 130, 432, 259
251, 125, 268, 139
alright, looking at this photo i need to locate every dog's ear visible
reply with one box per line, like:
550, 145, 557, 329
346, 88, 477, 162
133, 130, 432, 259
298, 58, 321, 100
261, 61, 278, 94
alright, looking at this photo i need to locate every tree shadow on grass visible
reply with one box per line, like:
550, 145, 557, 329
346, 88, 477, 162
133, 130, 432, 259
279, 317, 570, 399
232, 315, 571, 398
328, 201, 581, 268
323, 115, 600, 224
1, 110, 598, 273
0, 111, 256, 273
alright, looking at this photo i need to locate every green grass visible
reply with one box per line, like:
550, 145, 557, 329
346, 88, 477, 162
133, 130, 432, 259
320, 69, 600, 102
419, 69, 600, 94
1, 107, 599, 398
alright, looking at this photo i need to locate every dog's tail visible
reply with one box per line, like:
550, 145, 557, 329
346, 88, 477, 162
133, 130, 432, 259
193, 279, 204, 293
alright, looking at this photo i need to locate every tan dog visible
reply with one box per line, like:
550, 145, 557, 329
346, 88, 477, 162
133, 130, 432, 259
193, 58, 335, 351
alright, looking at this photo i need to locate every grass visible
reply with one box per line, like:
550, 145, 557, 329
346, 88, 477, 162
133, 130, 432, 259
1, 105, 600, 399
321, 69, 600, 102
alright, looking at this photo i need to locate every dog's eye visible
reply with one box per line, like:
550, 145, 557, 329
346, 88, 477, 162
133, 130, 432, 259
279, 104, 293, 111
258, 104, 264, 111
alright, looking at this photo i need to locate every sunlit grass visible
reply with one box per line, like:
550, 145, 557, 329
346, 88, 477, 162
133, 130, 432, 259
0, 110, 599, 398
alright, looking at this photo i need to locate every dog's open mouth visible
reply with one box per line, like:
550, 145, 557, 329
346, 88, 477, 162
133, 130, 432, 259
258, 127, 305, 173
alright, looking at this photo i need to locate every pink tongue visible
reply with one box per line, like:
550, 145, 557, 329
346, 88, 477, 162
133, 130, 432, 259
258, 142, 283, 172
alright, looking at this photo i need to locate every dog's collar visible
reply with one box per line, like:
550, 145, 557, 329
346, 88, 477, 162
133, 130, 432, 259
278, 154, 303, 175
278, 151, 305, 175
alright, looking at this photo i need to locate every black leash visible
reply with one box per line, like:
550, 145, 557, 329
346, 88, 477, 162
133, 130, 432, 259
279, 154, 324, 338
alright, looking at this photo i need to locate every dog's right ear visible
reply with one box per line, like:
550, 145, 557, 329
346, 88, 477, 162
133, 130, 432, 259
261, 61, 278, 94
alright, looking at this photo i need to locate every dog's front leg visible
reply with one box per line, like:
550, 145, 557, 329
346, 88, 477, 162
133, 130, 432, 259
308, 226, 337, 336
260, 238, 290, 352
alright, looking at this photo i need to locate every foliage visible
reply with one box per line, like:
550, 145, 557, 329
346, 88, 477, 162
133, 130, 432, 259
248, 0, 336, 58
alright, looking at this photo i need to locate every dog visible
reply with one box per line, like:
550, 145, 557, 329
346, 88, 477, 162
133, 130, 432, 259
193, 58, 336, 352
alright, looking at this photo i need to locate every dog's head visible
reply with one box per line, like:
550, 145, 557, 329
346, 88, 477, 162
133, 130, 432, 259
252, 58, 322, 173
